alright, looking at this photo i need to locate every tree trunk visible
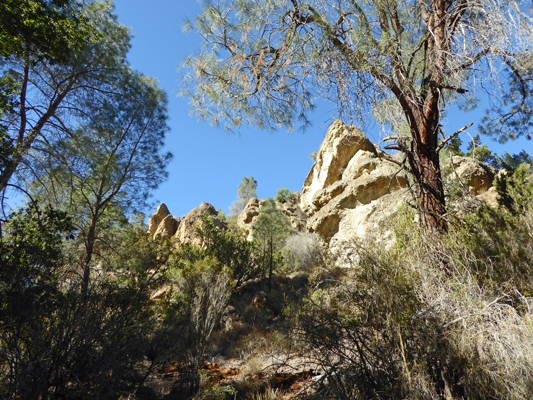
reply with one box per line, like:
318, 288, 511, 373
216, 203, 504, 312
81, 180, 105, 298
416, 145, 447, 231
81, 213, 98, 299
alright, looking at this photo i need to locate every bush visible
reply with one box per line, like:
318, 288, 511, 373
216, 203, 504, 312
0, 206, 180, 398
275, 188, 294, 203
291, 195, 533, 400
284, 232, 323, 272
196, 213, 262, 288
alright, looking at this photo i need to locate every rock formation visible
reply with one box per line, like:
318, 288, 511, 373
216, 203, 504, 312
300, 120, 409, 250
174, 202, 225, 246
147, 202, 226, 246
300, 121, 502, 254
448, 156, 496, 196
236, 195, 307, 241
154, 214, 180, 242
147, 203, 173, 235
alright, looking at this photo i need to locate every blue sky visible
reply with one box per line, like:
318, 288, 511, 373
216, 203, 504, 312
112, 0, 531, 220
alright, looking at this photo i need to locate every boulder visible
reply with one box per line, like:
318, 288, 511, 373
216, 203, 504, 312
174, 202, 225, 246
301, 121, 409, 251
449, 157, 496, 195
154, 214, 180, 242
147, 203, 171, 235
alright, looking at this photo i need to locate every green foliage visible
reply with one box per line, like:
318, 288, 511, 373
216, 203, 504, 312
275, 188, 294, 203
0, 0, 97, 63
197, 212, 260, 288
293, 187, 533, 400
499, 150, 533, 172
229, 176, 257, 216
181, 0, 531, 228
0, 0, 134, 203
0, 205, 180, 398
254, 198, 291, 290
447, 136, 465, 156
466, 134, 499, 168
217, 208, 227, 222
493, 162, 533, 215
167, 254, 232, 377
195, 370, 236, 400
310, 151, 317, 162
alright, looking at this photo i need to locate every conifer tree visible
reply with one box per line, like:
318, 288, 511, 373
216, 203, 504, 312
253, 198, 291, 291
229, 176, 257, 216
181, 0, 533, 231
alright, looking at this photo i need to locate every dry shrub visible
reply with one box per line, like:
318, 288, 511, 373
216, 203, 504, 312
284, 232, 324, 272
231, 329, 290, 360
292, 200, 533, 399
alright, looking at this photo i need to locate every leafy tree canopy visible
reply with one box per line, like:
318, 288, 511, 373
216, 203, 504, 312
0, 0, 97, 63
180, 0, 533, 231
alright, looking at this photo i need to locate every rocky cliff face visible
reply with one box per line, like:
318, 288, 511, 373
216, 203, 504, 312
300, 121, 409, 250
300, 121, 500, 254
148, 121, 499, 254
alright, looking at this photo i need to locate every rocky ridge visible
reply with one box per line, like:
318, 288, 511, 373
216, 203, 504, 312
147, 121, 499, 254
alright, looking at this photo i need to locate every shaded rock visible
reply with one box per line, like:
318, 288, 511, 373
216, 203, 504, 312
236, 198, 262, 241
301, 121, 409, 251
147, 203, 171, 235
277, 193, 307, 234
174, 202, 225, 246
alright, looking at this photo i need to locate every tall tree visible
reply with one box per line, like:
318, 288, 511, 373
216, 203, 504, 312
0, 1, 128, 211
180, 0, 533, 230
30, 70, 171, 297
229, 175, 257, 215
253, 198, 291, 291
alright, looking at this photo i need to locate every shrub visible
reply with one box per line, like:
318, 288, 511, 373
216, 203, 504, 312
0, 206, 180, 399
197, 213, 261, 288
275, 188, 294, 203
291, 194, 533, 400
284, 232, 323, 272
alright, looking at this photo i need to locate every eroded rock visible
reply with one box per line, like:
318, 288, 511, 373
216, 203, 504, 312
147, 203, 171, 235
236, 195, 307, 241
174, 202, 225, 246
301, 121, 409, 251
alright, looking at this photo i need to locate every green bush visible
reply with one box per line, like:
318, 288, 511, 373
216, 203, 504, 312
275, 188, 294, 203
196, 212, 262, 288
0, 205, 180, 399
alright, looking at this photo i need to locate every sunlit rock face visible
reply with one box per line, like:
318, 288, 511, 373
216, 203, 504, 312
449, 156, 496, 196
300, 121, 409, 256
174, 202, 225, 246
147, 203, 172, 236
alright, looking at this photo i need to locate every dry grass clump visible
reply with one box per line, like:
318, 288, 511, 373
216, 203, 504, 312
292, 198, 533, 399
